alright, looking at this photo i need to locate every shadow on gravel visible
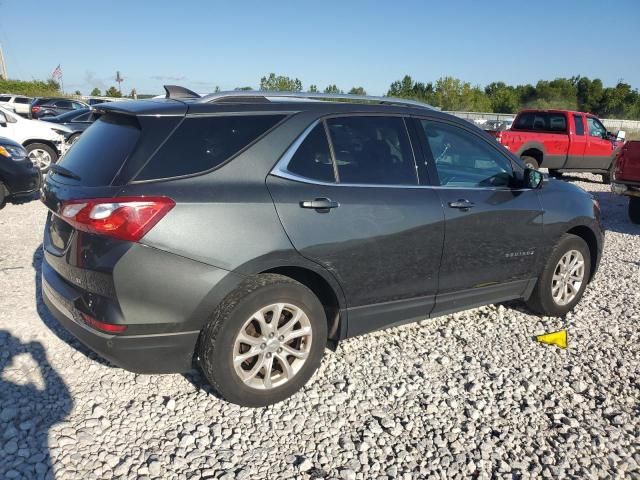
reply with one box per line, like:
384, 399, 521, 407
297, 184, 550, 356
587, 191, 640, 236
0, 330, 73, 479
32, 245, 113, 368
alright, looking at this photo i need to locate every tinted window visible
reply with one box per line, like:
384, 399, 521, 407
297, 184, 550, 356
421, 120, 513, 188
72, 102, 85, 110
73, 112, 92, 122
0, 96, 11, 102
55, 100, 73, 108
326, 116, 417, 185
587, 117, 606, 138
287, 124, 335, 182
573, 115, 585, 135
56, 114, 140, 186
137, 115, 285, 180
513, 112, 567, 132
54, 109, 90, 122
14, 97, 30, 104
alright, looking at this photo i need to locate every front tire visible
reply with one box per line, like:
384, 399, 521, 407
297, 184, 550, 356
526, 234, 591, 316
26, 143, 58, 173
199, 274, 327, 407
629, 197, 640, 224
521, 156, 539, 170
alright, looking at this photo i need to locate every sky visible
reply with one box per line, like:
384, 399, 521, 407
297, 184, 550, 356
0, 0, 639, 96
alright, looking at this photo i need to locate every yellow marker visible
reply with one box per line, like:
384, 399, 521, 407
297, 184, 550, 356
536, 330, 568, 349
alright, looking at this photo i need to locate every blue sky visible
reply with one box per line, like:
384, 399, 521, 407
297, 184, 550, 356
1, 0, 639, 95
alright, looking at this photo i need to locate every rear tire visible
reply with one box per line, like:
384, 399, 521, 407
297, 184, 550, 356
26, 143, 58, 173
198, 274, 327, 407
0, 182, 7, 210
629, 197, 640, 224
526, 234, 591, 317
601, 164, 614, 184
521, 156, 539, 170
68, 133, 81, 145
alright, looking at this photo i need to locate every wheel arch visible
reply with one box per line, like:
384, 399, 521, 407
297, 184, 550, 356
566, 225, 599, 282
22, 138, 59, 153
519, 145, 545, 166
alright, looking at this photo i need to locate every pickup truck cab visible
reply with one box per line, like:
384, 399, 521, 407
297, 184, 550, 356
611, 140, 640, 223
494, 109, 624, 183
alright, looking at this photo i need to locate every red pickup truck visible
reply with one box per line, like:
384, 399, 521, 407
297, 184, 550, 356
493, 109, 624, 183
611, 140, 640, 223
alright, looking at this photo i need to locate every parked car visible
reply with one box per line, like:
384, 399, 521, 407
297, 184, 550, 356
611, 140, 640, 223
0, 94, 33, 117
40, 88, 603, 407
0, 136, 41, 209
0, 105, 71, 171
30, 97, 89, 119
42, 108, 99, 144
492, 109, 624, 183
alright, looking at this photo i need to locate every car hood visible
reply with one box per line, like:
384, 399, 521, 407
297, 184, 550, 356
22, 117, 72, 135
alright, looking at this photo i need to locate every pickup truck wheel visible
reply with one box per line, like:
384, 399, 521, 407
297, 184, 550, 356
526, 234, 591, 317
601, 165, 614, 184
521, 156, 539, 170
629, 197, 640, 224
26, 143, 58, 173
198, 274, 327, 407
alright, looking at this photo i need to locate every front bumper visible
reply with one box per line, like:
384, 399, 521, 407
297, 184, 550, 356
41, 259, 200, 374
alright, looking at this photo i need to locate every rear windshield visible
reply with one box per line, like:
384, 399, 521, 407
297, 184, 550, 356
55, 113, 140, 186
136, 114, 286, 180
513, 112, 567, 133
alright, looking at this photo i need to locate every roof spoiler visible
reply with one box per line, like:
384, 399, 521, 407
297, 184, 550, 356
163, 85, 201, 99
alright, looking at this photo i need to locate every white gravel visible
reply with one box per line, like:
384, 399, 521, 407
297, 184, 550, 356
0, 173, 638, 479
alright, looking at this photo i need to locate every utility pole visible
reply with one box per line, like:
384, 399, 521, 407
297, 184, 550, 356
0, 45, 7, 80
115, 71, 124, 95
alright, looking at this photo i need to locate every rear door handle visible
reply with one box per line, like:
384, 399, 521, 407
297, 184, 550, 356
300, 198, 340, 211
448, 199, 475, 209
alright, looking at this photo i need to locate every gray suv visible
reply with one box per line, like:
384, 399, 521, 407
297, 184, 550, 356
41, 86, 603, 406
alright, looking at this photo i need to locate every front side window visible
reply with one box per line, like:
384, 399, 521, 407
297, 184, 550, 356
287, 124, 335, 182
587, 117, 606, 138
573, 115, 585, 135
326, 116, 417, 185
137, 114, 285, 180
421, 120, 513, 188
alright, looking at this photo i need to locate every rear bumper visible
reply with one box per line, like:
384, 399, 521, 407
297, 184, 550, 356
41, 260, 199, 374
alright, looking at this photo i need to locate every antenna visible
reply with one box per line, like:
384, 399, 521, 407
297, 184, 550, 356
115, 71, 124, 95
0, 45, 7, 80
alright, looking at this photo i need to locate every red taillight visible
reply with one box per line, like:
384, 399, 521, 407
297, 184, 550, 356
81, 313, 127, 334
496, 132, 503, 143
31, 105, 40, 112
59, 196, 175, 242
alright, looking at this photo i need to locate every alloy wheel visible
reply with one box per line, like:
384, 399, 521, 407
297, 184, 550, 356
233, 303, 312, 390
28, 148, 52, 171
551, 249, 585, 306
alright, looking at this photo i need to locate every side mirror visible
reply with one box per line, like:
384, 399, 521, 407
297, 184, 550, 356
524, 168, 543, 189
617, 130, 626, 142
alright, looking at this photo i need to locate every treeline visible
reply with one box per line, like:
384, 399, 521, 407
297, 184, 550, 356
0, 78, 62, 97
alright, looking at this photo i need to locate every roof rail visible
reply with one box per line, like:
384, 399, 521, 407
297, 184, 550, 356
164, 85, 201, 99
195, 90, 436, 110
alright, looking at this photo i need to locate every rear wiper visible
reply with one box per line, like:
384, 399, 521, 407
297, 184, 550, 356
50, 164, 81, 181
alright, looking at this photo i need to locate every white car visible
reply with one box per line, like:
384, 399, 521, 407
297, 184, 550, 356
0, 94, 33, 116
0, 106, 71, 172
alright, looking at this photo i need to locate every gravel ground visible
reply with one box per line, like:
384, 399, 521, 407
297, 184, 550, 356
0, 173, 638, 480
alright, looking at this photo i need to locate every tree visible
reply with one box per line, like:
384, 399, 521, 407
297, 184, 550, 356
259, 73, 303, 92
323, 84, 342, 94
74, 90, 82, 96
104, 86, 122, 98
387, 75, 433, 102
234, 86, 253, 91
308, 84, 318, 93
348, 86, 367, 95
485, 82, 519, 113
90, 87, 101, 96
0, 78, 61, 97
129, 88, 137, 99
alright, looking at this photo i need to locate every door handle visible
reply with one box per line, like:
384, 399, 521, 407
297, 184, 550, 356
448, 199, 475, 210
300, 198, 340, 211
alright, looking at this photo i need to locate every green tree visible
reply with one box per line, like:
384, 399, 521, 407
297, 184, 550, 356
575, 77, 603, 113
348, 86, 367, 95
74, 90, 82, 96
308, 84, 318, 93
129, 88, 137, 99
234, 86, 253, 91
485, 82, 519, 113
323, 84, 342, 94
259, 73, 303, 92
90, 87, 101, 96
104, 86, 122, 98
0, 78, 62, 97
387, 75, 434, 102
431, 76, 490, 111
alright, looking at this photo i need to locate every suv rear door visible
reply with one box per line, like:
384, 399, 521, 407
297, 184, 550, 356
414, 117, 544, 315
267, 115, 445, 337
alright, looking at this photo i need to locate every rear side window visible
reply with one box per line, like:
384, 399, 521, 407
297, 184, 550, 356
326, 116, 417, 185
14, 97, 30, 104
573, 115, 585, 135
137, 115, 285, 180
56, 114, 141, 186
514, 112, 567, 132
55, 100, 73, 108
287, 124, 335, 182
0, 96, 11, 102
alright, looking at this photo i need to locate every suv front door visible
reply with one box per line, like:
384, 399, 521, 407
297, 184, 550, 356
267, 115, 445, 337
415, 118, 544, 315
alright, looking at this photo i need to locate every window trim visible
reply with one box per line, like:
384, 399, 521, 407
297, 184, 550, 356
586, 116, 607, 139
271, 113, 422, 188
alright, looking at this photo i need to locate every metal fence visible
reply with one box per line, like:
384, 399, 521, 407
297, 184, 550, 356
445, 111, 640, 132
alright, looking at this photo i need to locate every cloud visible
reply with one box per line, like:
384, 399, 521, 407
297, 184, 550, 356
84, 70, 107, 90
151, 75, 187, 81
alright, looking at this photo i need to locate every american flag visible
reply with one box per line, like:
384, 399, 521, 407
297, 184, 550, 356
51, 64, 62, 79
